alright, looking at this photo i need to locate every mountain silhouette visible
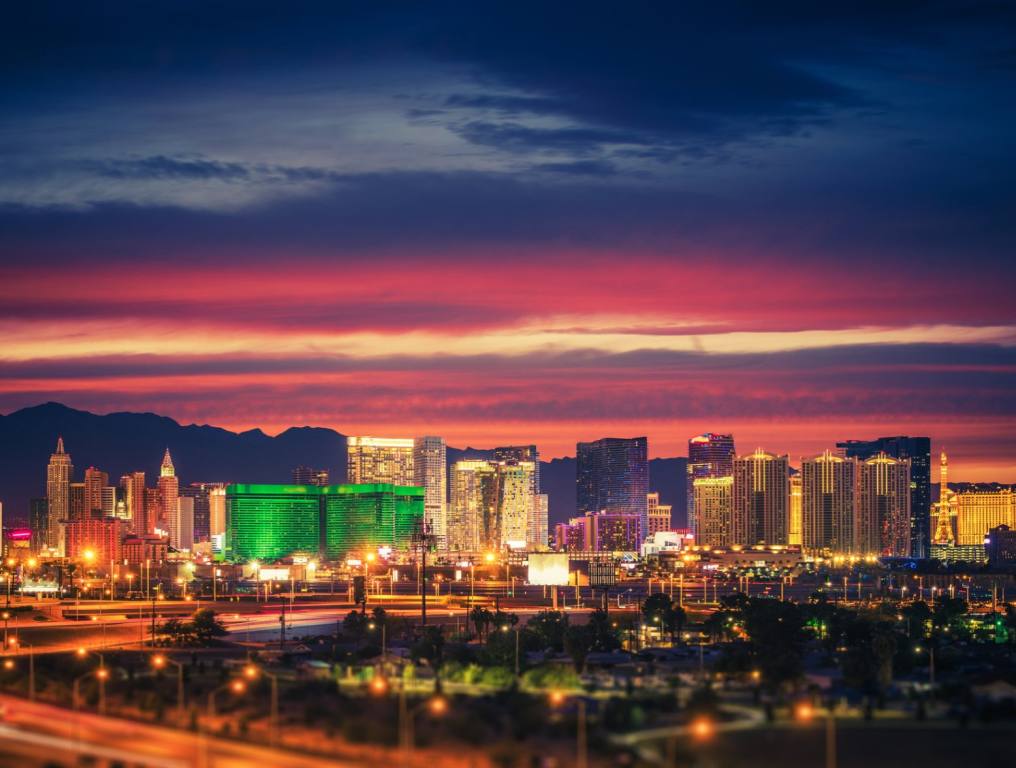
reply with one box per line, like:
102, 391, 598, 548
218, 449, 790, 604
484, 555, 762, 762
0, 403, 686, 531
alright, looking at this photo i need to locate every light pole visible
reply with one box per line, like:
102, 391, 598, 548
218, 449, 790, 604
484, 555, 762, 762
244, 663, 280, 748
371, 675, 447, 768
208, 679, 247, 721
152, 653, 186, 719
73, 665, 110, 714
549, 691, 587, 768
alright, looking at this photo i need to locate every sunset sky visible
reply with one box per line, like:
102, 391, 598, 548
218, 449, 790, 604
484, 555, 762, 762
2, 3, 1015, 478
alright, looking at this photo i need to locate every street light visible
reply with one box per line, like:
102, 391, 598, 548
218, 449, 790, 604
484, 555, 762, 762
548, 690, 587, 768
151, 653, 185, 718
208, 679, 247, 721
690, 716, 713, 741
244, 663, 280, 748
372, 675, 447, 767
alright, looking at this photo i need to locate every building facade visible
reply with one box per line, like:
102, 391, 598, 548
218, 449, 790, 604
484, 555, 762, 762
224, 483, 424, 562
687, 434, 735, 538
788, 473, 803, 546
694, 476, 733, 548
449, 459, 535, 553
413, 436, 447, 549
576, 436, 648, 542
157, 448, 179, 534
856, 453, 912, 557
45, 436, 73, 553
801, 451, 858, 553
647, 492, 672, 536
732, 449, 789, 546
347, 436, 415, 485
65, 516, 123, 566
291, 466, 330, 485
838, 436, 930, 558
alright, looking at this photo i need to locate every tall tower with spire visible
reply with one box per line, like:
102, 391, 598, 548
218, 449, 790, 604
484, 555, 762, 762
157, 447, 179, 536
932, 450, 956, 545
45, 436, 74, 554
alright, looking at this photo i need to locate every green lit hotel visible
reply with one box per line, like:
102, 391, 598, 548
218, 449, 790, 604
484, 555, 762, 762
224, 483, 424, 562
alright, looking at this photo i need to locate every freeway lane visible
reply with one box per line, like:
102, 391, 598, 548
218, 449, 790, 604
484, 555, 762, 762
0, 692, 361, 768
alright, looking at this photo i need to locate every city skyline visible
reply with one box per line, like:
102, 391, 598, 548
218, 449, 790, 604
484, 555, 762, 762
2, 5, 1015, 482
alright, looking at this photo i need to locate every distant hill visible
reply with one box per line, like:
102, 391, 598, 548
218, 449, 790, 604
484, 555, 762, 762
0, 403, 686, 530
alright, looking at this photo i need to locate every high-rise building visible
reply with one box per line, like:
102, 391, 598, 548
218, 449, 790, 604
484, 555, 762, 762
169, 496, 195, 551
65, 516, 123, 567
157, 448, 179, 532
413, 436, 447, 548
494, 445, 543, 549
68, 482, 86, 521
732, 449, 789, 546
209, 485, 227, 539
347, 437, 415, 485
532, 493, 549, 550
693, 476, 733, 548
449, 459, 535, 553
687, 434, 735, 538
83, 467, 108, 516
838, 436, 930, 558
856, 453, 911, 557
122, 471, 148, 534
788, 472, 803, 547
29, 498, 48, 553
552, 512, 639, 552
954, 486, 1016, 546
100, 486, 117, 517
801, 451, 858, 553
321, 484, 425, 560
647, 492, 672, 536
224, 483, 424, 562
45, 436, 73, 553
576, 437, 648, 541
292, 466, 330, 486
493, 444, 541, 495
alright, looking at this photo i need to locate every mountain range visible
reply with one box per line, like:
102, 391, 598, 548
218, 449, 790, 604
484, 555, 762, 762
0, 402, 687, 530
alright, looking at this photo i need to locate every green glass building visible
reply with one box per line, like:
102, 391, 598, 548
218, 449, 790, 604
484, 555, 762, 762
225, 483, 424, 562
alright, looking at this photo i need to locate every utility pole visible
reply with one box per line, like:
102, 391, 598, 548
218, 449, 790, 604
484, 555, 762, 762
412, 520, 435, 627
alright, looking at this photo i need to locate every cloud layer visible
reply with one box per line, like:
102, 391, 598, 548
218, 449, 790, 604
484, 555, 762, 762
1, 2, 1014, 479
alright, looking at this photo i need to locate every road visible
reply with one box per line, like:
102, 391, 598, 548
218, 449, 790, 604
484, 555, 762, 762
0, 692, 363, 767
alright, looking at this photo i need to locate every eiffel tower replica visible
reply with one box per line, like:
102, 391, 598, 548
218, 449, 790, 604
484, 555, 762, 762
932, 451, 957, 545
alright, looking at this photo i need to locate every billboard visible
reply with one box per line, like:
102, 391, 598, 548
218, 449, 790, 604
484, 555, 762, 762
527, 553, 569, 586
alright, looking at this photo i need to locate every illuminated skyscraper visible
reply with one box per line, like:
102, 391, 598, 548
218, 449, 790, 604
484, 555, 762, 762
449, 459, 535, 552
180, 482, 224, 543
732, 449, 789, 546
801, 452, 858, 553
347, 437, 414, 485
45, 436, 73, 553
449, 460, 496, 553
83, 467, 108, 516
122, 471, 148, 534
694, 476, 733, 547
209, 485, 227, 539
157, 448, 179, 532
838, 436, 930, 558
788, 472, 803, 546
169, 496, 195, 551
494, 445, 543, 549
413, 436, 447, 548
224, 483, 423, 562
576, 437, 648, 541
856, 453, 911, 557
647, 492, 672, 536
532, 493, 549, 550
687, 434, 735, 538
